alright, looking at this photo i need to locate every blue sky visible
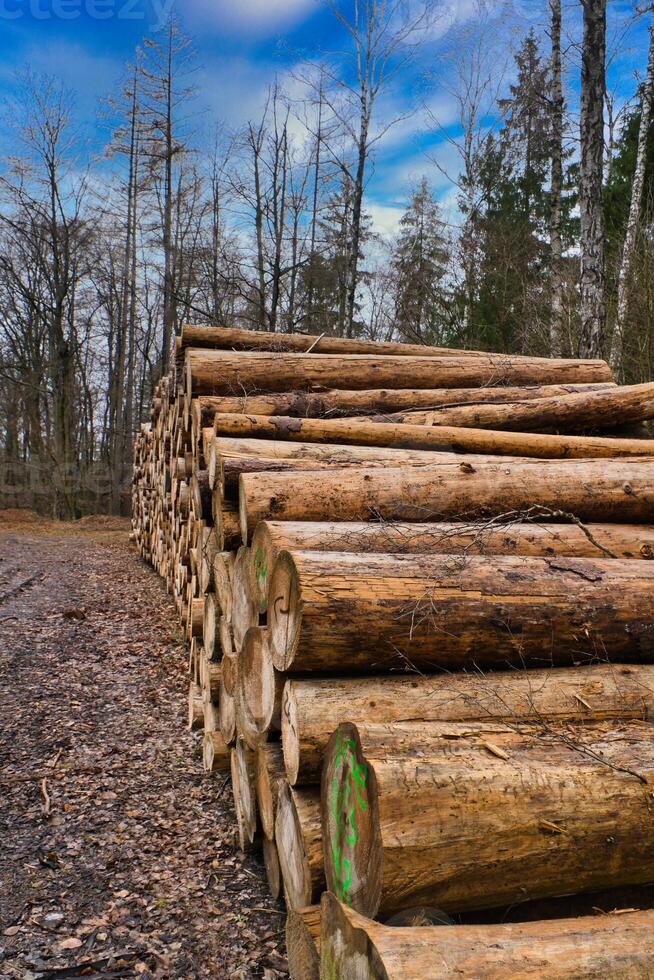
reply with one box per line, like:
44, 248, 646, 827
0, 0, 651, 236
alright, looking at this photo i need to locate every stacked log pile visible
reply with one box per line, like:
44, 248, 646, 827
132, 326, 654, 979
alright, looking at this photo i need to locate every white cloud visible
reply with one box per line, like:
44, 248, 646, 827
368, 202, 405, 238
182, 0, 317, 34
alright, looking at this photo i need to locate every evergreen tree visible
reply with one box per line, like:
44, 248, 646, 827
392, 178, 450, 344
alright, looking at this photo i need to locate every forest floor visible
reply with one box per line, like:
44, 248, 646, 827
0, 513, 288, 980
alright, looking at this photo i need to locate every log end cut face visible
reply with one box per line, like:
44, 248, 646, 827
281, 681, 301, 786
239, 627, 275, 745
269, 551, 302, 672
320, 892, 388, 980
321, 724, 382, 919
275, 783, 313, 909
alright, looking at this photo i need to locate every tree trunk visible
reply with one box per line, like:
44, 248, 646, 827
249, 519, 654, 616
281, 663, 654, 785
320, 892, 654, 980
268, 551, 654, 673
579, 0, 607, 358
274, 782, 323, 910
190, 383, 616, 427
321, 720, 654, 916
239, 458, 654, 541
370, 382, 654, 432
611, 14, 654, 375
549, 0, 564, 357
185, 350, 613, 396
286, 905, 320, 980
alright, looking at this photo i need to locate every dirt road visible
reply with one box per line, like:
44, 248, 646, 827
0, 520, 287, 979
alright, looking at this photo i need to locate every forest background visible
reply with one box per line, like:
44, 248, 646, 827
0, 0, 653, 516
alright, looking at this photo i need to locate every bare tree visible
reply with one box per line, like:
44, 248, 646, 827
578, 0, 607, 358
548, 0, 564, 356
611, 6, 654, 374
323, 0, 433, 337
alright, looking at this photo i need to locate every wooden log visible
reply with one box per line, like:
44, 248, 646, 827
282, 664, 654, 785
216, 413, 652, 462
199, 527, 218, 594
203, 593, 219, 659
187, 683, 203, 732
180, 323, 546, 358
231, 547, 259, 651
215, 436, 517, 500
263, 837, 282, 900
200, 658, 221, 702
268, 551, 654, 674
213, 550, 234, 621
286, 905, 321, 980
321, 720, 654, 917
249, 519, 654, 613
374, 381, 654, 433
231, 736, 257, 850
212, 496, 241, 550
203, 731, 230, 772
190, 470, 212, 519
256, 741, 287, 841
239, 458, 654, 540
186, 350, 613, 397
236, 627, 283, 749
275, 782, 324, 910
188, 597, 204, 639
219, 661, 236, 745
203, 697, 219, 734
191, 383, 617, 426
320, 892, 654, 980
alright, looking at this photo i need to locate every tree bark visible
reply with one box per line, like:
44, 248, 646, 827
239, 458, 654, 542
185, 350, 613, 396
268, 551, 654, 673
321, 720, 654, 916
579, 0, 607, 357
320, 892, 654, 980
282, 663, 654, 785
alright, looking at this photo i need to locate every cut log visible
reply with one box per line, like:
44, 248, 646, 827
268, 551, 654, 673
180, 323, 552, 358
231, 736, 257, 850
263, 837, 282, 900
191, 383, 616, 426
321, 720, 654, 917
236, 627, 283, 749
203, 731, 230, 772
374, 381, 654, 433
231, 547, 259, 651
219, 662, 236, 745
187, 683, 203, 732
200, 658, 221, 702
212, 496, 241, 550
202, 593, 218, 659
282, 664, 654, 785
199, 527, 218, 594
190, 470, 212, 519
286, 905, 321, 980
249, 519, 654, 613
256, 741, 287, 840
215, 436, 517, 500
188, 597, 204, 639
203, 697, 218, 734
320, 892, 654, 980
186, 350, 613, 397
239, 458, 654, 540
216, 412, 652, 461
213, 550, 234, 621
275, 782, 324, 910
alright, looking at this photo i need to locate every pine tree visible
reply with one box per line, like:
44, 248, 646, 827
392, 179, 450, 344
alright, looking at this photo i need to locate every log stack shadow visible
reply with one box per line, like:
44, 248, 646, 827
132, 325, 654, 979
